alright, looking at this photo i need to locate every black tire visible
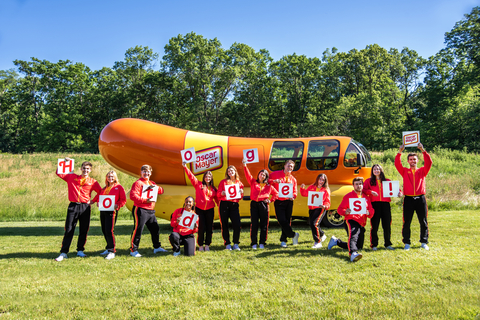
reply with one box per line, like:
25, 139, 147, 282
321, 210, 345, 228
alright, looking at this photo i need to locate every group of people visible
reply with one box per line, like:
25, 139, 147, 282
54, 142, 432, 263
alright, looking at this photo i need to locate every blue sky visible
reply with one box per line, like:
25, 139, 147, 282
0, 0, 478, 72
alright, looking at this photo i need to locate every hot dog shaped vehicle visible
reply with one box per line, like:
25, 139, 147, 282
99, 118, 372, 227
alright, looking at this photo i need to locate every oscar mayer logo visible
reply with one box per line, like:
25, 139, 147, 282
190, 146, 223, 174
404, 132, 419, 145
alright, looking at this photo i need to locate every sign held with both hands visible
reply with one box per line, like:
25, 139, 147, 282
403, 131, 420, 147
349, 198, 367, 215
99, 195, 116, 211
179, 210, 198, 230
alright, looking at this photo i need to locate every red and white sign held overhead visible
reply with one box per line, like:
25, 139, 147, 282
181, 147, 196, 164
403, 131, 420, 147
57, 158, 74, 174
243, 148, 259, 164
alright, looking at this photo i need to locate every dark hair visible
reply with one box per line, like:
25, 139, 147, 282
183, 196, 195, 212
352, 177, 364, 185
81, 161, 92, 168
256, 170, 269, 184
314, 173, 331, 195
370, 164, 387, 186
202, 171, 217, 192
407, 153, 418, 161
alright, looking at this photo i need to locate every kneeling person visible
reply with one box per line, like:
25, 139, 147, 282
170, 197, 199, 256
328, 177, 374, 262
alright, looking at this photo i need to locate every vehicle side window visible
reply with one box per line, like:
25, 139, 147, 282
268, 141, 303, 172
344, 143, 361, 167
306, 140, 339, 170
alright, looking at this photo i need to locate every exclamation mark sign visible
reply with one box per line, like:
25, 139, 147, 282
389, 182, 393, 196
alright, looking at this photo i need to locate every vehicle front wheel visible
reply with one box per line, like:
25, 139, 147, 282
321, 210, 345, 228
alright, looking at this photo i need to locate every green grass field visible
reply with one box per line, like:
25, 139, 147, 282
0, 209, 479, 319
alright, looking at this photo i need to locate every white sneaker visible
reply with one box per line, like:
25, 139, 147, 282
421, 243, 429, 250
233, 244, 241, 251
386, 246, 395, 250
204, 245, 210, 251
173, 251, 181, 256
105, 252, 115, 260
100, 250, 109, 256
372, 247, 378, 251
292, 232, 300, 245
198, 246, 204, 252
55, 253, 67, 262
404, 244, 411, 251
327, 236, 338, 250
281, 241, 287, 248
77, 251, 87, 258
252, 244, 257, 250
350, 251, 362, 262
320, 234, 327, 242
130, 251, 142, 257
153, 247, 167, 253
312, 242, 323, 249
259, 244, 265, 249
225, 244, 232, 250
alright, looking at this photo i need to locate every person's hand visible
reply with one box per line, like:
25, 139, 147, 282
371, 191, 378, 197
114, 204, 119, 210
177, 217, 181, 224
221, 191, 226, 196
399, 144, 405, 153
264, 199, 270, 204
398, 191, 403, 197
301, 184, 305, 189
64, 157, 71, 162
242, 159, 247, 166
87, 200, 92, 205
418, 143, 425, 152
318, 205, 325, 209
240, 189, 244, 194
274, 179, 281, 183
182, 161, 187, 167
146, 198, 155, 203
345, 208, 351, 215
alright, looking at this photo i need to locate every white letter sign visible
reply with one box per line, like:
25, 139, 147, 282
382, 181, 400, 198
225, 184, 241, 200
403, 131, 420, 147
279, 183, 294, 199
142, 185, 158, 202
57, 158, 74, 174
243, 148, 259, 164
99, 195, 116, 211
307, 191, 324, 207
179, 210, 198, 230
181, 147, 196, 164
349, 198, 367, 215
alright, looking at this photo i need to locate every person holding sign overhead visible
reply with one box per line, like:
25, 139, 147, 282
217, 165, 244, 250
129, 164, 168, 257
169, 196, 199, 256
268, 160, 299, 248
363, 164, 401, 251
327, 177, 374, 262
395, 142, 432, 251
91, 170, 126, 260
243, 159, 279, 250
300, 174, 331, 249
182, 162, 218, 252
55, 158, 102, 262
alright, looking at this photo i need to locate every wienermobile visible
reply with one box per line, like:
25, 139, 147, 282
98, 118, 373, 227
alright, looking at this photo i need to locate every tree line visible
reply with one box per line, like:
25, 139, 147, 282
1, 7, 479, 153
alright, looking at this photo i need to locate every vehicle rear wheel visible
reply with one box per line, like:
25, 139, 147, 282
321, 210, 345, 228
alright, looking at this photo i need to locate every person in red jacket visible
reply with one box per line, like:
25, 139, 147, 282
91, 170, 126, 260
243, 160, 279, 250
363, 164, 402, 251
55, 158, 102, 262
300, 174, 331, 249
182, 162, 218, 252
268, 160, 299, 248
327, 177, 374, 262
217, 165, 244, 251
170, 196, 199, 256
129, 164, 168, 257
395, 143, 432, 251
